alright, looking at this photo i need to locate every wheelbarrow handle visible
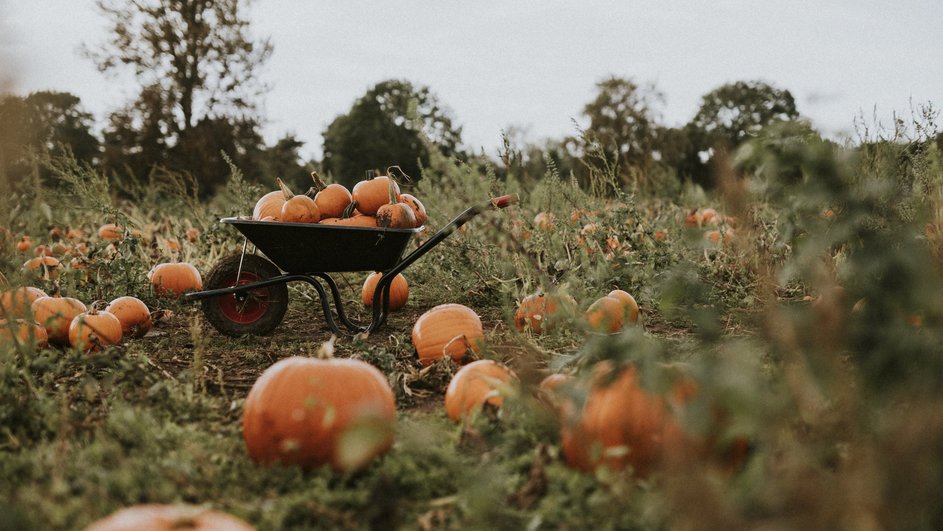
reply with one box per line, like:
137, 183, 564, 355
490, 194, 518, 209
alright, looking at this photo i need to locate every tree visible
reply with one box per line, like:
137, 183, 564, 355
87, 0, 274, 193
321, 79, 464, 187
0, 91, 100, 185
581, 76, 665, 186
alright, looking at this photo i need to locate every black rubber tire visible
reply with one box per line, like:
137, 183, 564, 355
201, 253, 288, 337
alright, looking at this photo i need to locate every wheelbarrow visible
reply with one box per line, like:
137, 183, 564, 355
184, 194, 517, 337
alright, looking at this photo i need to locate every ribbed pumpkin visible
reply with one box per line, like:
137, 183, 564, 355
23, 256, 61, 280
31, 289, 87, 344
84, 504, 254, 531
361, 272, 409, 311
69, 309, 123, 351
148, 262, 203, 298
242, 356, 396, 472
561, 364, 684, 477
411, 303, 484, 366
252, 190, 286, 221
607, 289, 640, 324
444, 359, 516, 422
0, 286, 47, 318
310, 172, 352, 219
352, 175, 400, 216
277, 178, 320, 223
0, 319, 48, 348
105, 296, 152, 338
399, 194, 427, 227
376, 176, 417, 229
585, 295, 626, 333
514, 293, 575, 334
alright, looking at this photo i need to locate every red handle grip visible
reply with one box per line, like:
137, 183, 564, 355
490, 194, 518, 209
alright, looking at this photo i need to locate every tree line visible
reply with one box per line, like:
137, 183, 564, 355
0, 0, 804, 197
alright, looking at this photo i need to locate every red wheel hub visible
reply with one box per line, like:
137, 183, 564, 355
216, 271, 271, 324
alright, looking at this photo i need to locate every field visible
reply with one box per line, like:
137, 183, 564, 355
3, 122, 943, 530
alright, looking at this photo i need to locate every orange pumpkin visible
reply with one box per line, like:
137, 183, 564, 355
15, 235, 32, 253
411, 303, 484, 366
69, 309, 123, 351
607, 289, 640, 324
514, 293, 575, 334
537, 373, 576, 411
533, 212, 554, 231
98, 223, 123, 241
252, 190, 286, 221
561, 364, 684, 477
444, 359, 516, 422
0, 319, 48, 348
31, 291, 87, 344
585, 295, 626, 333
361, 272, 409, 311
0, 287, 47, 318
148, 262, 203, 298
185, 227, 200, 243
400, 194, 427, 227
23, 256, 61, 280
352, 175, 400, 216
84, 504, 254, 531
105, 296, 152, 338
277, 178, 320, 223
242, 356, 396, 471
376, 177, 417, 229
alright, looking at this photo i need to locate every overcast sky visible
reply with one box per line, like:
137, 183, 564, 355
2, 1, 942, 160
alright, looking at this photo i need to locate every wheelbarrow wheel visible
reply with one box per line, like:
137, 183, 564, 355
202, 253, 288, 337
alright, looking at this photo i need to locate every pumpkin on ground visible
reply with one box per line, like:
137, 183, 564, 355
537, 372, 576, 412
105, 296, 152, 338
607, 289, 640, 325
444, 359, 516, 422
560, 363, 685, 477
361, 272, 409, 311
0, 319, 49, 348
31, 290, 87, 345
533, 212, 554, 232
514, 293, 575, 334
23, 256, 61, 280
97, 223, 122, 241
69, 309, 123, 351
148, 262, 203, 298
411, 303, 484, 366
585, 295, 626, 333
84, 504, 254, 531
242, 356, 396, 472
0, 287, 47, 318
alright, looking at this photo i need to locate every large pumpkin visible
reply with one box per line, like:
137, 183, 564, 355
0, 319, 48, 348
444, 359, 516, 422
361, 272, 409, 311
560, 364, 684, 477
69, 309, 123, 351
242, 356, 396, 472
352, 175, 400, 216
411, 303, 484, 366
607, 289, 640, 324
585, 295, 626, 334
252, 190, 286, 221
148, 262, 203, 298
84, 504, 254, 531
0, 286, 47, 318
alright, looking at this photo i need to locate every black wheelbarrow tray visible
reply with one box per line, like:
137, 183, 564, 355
184, 194, 517, 337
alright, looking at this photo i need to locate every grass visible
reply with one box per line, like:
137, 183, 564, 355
3, 118, 943, 529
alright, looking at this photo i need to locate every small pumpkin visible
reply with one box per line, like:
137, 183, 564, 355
69, 308, 123, 351
15, 235, 32, 253
310, 171, 352, 219
31, 288, 87, 344
537, 372, 576, 412
607, 289, 640, 325
561, 363, 684, 477
514, 292, 576, 334
84, 504, 254, 531
0, 319, 48, 348
444, 359, 516, 422
361, 272, 409, 311
411, 303, 484, 366
105, 296, 152, 338
98, 223, 123, 241
376, 177, 417, 229
252, 189, 286, 221
533, 212, 554, 231
399, 194, 427, 227
352, 173, 400, 217
148, 262, 203, 298
23, 256, 61, 280
0, 286, 46, 318
185, 227, 200, 243
278, 178, 320, 223
585, 295, 626, 334
243, 356, 396, 471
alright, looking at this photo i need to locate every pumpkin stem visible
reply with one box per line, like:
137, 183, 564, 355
90, 300, 108, 313
386, 165, 412, 183
442, 334, 473, 360
342, 201, 359, 219
387, 175, 399, 205
317, 334, 337, 359
276, 177, 295, 199
309, 171, 328, 191
51, 281, 62, 298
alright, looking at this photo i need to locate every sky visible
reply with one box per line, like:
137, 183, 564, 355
2, 0, 942, 160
